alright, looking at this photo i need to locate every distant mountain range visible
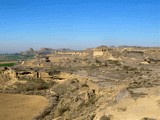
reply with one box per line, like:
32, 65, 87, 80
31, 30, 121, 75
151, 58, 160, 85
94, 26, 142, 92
20, 48, 81, 56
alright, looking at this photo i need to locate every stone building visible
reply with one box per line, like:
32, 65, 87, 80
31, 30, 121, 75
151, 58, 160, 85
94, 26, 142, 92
93, 48, 107, 56
93, 46, 109, 57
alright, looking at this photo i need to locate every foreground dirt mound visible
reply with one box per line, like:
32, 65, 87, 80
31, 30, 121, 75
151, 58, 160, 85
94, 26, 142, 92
94, 87, 160, 120
0, 93, 48, 120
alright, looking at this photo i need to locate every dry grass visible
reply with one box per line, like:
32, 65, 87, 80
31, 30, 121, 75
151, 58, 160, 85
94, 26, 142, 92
0, 93, 48, 120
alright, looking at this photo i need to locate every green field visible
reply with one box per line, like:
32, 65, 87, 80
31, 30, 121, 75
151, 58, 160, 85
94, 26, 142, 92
0, 54, 35, 67
0, 63, 16, 67
0, 54, 34, 62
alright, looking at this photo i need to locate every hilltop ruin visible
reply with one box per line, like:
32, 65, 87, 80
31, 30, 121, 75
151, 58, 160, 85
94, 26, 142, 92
0, 45, 160, 120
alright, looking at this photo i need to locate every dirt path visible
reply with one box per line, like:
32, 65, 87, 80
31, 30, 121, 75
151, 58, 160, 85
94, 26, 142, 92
0, 93, 48, 120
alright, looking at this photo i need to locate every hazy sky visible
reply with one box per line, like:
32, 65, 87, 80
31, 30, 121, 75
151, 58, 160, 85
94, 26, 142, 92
0, 0, 160, 52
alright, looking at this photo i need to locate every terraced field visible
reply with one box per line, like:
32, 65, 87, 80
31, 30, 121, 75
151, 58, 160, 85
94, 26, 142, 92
0, 93, 48, 120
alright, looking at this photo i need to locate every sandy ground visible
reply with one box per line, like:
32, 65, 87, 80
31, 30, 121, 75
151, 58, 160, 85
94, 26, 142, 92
94, 87, 160, 120
108, 96, 160, 120
0, 93, 48, 120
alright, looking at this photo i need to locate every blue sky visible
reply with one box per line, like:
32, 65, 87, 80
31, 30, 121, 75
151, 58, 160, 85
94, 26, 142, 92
0, 0, 160, 52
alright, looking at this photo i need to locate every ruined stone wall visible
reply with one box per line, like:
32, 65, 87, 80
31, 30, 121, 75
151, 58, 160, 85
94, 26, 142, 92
18, 71, 37, 78
93, 51, 104, 56
56, 51, 88, 56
